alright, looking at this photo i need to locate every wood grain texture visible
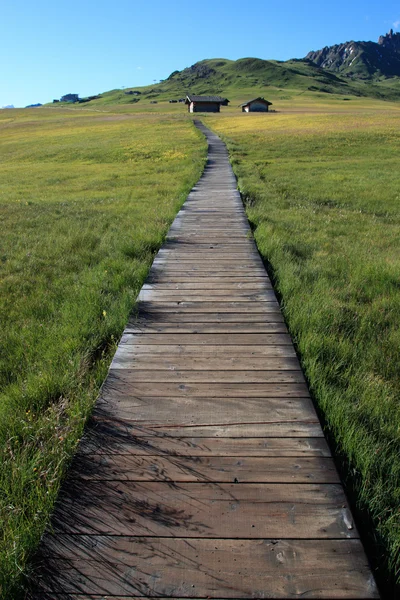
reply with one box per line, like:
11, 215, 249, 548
31, 121, 378, 599
111, 354, 298, 370
35, 537, 379, 598
105, 368, 306, 383
79, 434, 331, 457
101, 378, 310, 399
51, 482, 358, 538
120, 332, 291, 345
123, 322, 288, 334
71, 454, 340, 483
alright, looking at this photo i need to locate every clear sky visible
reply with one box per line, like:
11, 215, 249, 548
1, 0, 400, 107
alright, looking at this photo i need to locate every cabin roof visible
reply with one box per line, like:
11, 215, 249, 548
186, 95, 229, 104
240, 97, 272, 107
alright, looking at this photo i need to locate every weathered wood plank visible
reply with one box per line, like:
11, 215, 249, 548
111, 354, 297, 370
107, 369, 305, 384
34, 537, 379, 598
124, 322, 287, 335
148, 270, 270, 279
114, 344, 297, 357
38, 536, 379, 599
101, 379, 310, 399
142, 280, 273, 290
71, 454, 340, 483
138, 301, 281, 313
163, 244, 257, 251
154, 255, 262, 262
166, 237, 257, 244
79, 432, 331, 457
95, 395, 317, 423
129, 313, 286, 324
120, 333, 291, 345
89, 417, 323, 439
138, 291, 276, 302
152, 261, 266, 268
158, 250, 260, 257
50, 482, 358, 538
152, 262, 264, 270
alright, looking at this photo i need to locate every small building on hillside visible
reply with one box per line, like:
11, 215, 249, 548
185, 95, 229, 113
240, 97, 272, 112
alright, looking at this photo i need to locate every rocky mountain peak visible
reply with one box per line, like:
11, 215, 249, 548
378, 29, 400, 51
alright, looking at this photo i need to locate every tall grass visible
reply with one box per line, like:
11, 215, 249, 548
0, 108, 206, 597
207, 107, 400, 592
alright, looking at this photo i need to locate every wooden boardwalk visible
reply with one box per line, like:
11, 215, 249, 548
33, 122, 379, 599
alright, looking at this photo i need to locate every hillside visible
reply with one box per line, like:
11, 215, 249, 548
59, 54, 400, 110
306, 29, 400, 79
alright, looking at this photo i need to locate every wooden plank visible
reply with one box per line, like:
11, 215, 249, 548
150, 269, 268, 277
160, 253, 260, 259
148, 272, 270, 281
155, 252, 260, 258
153, 261, 264, 268
157, 258, 262, 264
50, 482, 358, 538
101, 379, 310, 399
120, 333, 291, 345
129, 313, 286, 323
106, 369, 306, 384
95, 395, 317, 423
34, 537, 380, 598
124, 322, 287, 334
141, 281, 273, 289
71, 455, 340, 484
138, 301, 281, 313
80, 433, 331, 457
162, 243, 257, 250
89, 417, 323, 439
114, 344, 297, 356
111, 355, 298, 370
170, 231, 249, 239
137, 291, 276, 302
166, 233, 252, 238
158, 249, 259, 255
166, 237, 257, 244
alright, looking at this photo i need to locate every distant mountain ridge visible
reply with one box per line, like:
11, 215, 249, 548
306, 30, 400, 79
48, 31, 400, 109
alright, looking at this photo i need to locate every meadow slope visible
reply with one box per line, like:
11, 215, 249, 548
206, 103, 400, 593
0, 107, 206, 598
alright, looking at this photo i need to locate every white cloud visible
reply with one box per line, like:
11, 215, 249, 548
393, 20, 400, 29
136, 66, 142, 70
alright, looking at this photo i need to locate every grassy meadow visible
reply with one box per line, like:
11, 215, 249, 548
1, 90, 400, 597
206, 104, 400, 591
0, 107, 206, 597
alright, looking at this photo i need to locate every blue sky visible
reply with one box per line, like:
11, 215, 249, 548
1, 0, 400, 107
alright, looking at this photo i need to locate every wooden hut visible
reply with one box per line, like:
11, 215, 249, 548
185, 95, 229, 113
240, 97, 272, 112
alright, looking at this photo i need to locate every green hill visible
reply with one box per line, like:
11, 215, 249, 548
60, 55, 400, 109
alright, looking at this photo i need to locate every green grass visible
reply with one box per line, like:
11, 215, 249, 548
206, 106, 400, 592
0, 107, 207, 598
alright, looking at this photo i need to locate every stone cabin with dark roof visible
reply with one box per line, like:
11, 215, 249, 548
185, 95, 229, 113
240, 97, 272, 112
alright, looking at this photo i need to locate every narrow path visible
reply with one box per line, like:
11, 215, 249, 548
33, 122, 379, 598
